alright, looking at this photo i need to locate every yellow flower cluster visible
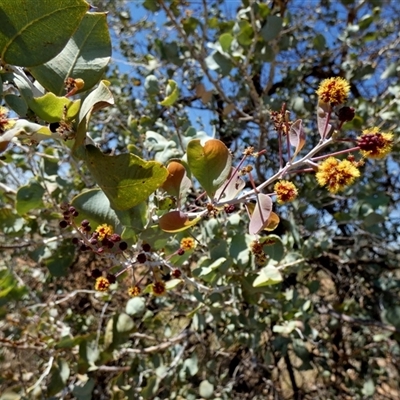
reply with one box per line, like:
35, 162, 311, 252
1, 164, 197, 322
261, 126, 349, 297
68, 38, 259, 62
316, 77, 350, 106
357, 127, 393, 159
316, 157, 360, 193
180, 237, 196, 251
95, 224, 114, 241
274, 180, 298, 204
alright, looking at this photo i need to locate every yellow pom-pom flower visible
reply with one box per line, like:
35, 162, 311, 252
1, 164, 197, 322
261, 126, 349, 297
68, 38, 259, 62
274, 180, 298, 204
95, 276, 110, 292
316, 157, 360, 194
316, 77, 350, 106
357, 127, 393, 159
95, 224, 113, 241
128, 286, 141, 297
180, 237, 196, 251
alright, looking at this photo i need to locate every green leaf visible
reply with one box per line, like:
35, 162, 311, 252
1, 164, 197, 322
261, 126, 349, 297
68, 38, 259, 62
126, 297, 146, 316
313, 34, 326, 51
29, 12, 111, 95
0, 0, 88, 67
237, 20, 253, 46
72, 378, 95, 400
71, 189, 122, 232
144, 74, 160, 95
219, 33, 233, 52
261, 235, 285, 261
4, 94, 28, 117
73, 80, 114, 157
45, 241, 76, 277
29, 93, 81, 122
47, 359, 70, 397
16, 181, 44, 215
159, 79, 179, 106
84, 145, 168, 211
261, 16, 283, 41
187, 139, 232, 198
253, 265, 283, 287
199, 380, 214, 399
116, 313, 135, 332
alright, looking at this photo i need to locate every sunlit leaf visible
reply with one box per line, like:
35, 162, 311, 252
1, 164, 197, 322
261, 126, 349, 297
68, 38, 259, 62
253, 264, 283, 287
0, 0, 88, 67
159, 79, 179, 106
187, 139, 232, 198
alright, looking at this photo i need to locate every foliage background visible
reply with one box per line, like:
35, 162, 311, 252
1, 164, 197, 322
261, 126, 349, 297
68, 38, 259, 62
1, 0, 400, 399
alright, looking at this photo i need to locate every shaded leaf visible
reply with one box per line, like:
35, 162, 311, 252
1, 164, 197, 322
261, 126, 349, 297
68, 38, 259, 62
30, 12, 111, 95
16, 181, 44, 215
161, 161, 188, 197
85, 145, 168, 211
261, 16, 283, 41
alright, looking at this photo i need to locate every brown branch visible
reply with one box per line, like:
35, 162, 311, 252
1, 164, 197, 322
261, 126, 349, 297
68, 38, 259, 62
318, 304, 400, 333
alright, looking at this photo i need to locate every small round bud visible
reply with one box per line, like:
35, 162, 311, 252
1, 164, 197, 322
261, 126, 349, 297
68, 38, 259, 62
110, 233, 121, 242
68, 206, 76, 213
97, 247, 104, 254
337, 106, 355, 122
91, 268, 102, 278
137, 253, 147, 263
119, 242, 128, 251
80, 244, 89, 251
106, 273, 116, 284
172, 269, 182, 278
224, 204, 236, 214
142, 243, 151, 252
72, 211, 79, 217
83, 225, 91, 232
81, 219, 90, 227
59, 220, 68, 228
89, 238, 98, 245
71, 237, 79, 245
177, 248, 185, 256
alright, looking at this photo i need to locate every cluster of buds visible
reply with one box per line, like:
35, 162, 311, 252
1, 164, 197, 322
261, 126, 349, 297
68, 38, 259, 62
250, 240, 268, 267
91, 240, 185, 297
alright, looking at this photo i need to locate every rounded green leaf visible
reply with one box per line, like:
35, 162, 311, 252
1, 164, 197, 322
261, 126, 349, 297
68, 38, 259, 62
126, 297, 146, 316
219, 33, 233, 52
30, 93, 81, 122
199, 380, 214, 399
253, 265, 283, 287
71, 189, 122, 231
85, 145, 168, 211
144, 74, 160, 95
0, 0, 89, 67
187, 139, 232, 198
261, 15, 283, 41
159, 79, 179, 106
16, 181, 44, 215
29, 13, 111, 95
